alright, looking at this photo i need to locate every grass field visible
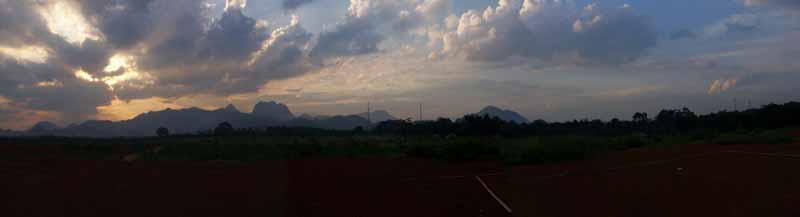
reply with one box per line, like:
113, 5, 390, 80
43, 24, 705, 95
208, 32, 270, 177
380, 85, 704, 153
1, 128, 794, 164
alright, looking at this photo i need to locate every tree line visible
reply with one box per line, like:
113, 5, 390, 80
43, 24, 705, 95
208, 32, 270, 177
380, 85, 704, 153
161, 102, 800, 138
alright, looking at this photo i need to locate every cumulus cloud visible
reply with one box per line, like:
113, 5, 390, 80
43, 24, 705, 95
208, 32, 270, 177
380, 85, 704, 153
435, 0, 656, 65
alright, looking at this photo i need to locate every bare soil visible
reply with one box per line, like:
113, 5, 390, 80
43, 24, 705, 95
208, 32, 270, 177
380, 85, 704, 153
488, 142, 800, 217
0, 155, 509, 217
2, 134, 799, 217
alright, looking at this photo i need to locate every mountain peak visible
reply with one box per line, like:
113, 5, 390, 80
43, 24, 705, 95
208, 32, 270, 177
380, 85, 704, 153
477, 105, 529, 123
252, 101, 294, 122
29, 121, 59, 132
223, 104, 239, 113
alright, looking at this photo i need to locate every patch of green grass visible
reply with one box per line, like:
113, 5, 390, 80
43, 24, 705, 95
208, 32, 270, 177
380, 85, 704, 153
4, 128, 796, 164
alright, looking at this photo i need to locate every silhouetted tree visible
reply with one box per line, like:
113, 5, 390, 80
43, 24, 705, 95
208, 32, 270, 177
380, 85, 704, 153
214, 122, 234, 136
156, 127, 170, 137
633, 112, 649, 123
353, 126, 364, 134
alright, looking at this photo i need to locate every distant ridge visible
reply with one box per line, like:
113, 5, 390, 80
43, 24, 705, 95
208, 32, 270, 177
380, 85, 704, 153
19, 101, 372, 137
356, 110, 397, 123
475, 106, 529, 123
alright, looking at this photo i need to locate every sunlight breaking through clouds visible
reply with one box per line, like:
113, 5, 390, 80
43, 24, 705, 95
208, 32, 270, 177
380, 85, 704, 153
98, 54, 153, 87
225, 0, 247, 11
0, 46, 49, 64
37, 0, 99, 45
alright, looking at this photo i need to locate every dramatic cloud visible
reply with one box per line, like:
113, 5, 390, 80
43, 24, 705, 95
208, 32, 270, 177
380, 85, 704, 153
0, 0, 318, 128
283, 0, 314, 10
310, 0, 450, 61
0, 0, 115, 124
435, 0, 656, 65
1, 0, 798, 130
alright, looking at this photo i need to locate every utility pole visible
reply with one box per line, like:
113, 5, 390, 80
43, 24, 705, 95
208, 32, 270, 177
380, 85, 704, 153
734, 98, 738, 111
367, 102, 371, 123
419, 102, 423, 122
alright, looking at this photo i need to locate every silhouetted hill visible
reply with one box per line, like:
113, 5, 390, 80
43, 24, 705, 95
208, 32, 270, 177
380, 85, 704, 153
0, 128, 22, 137
316, 115, 371, 130
119, 106, 271, 136
28, 121, 59, 133
476, 106, 529, 123
20, 102, 374, 137
356, 110, 397, 123
252, 101, 294, 122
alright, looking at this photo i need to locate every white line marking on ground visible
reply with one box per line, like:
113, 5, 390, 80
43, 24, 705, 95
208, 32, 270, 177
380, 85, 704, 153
725, 150, 800, 159
475, 176, 513, 214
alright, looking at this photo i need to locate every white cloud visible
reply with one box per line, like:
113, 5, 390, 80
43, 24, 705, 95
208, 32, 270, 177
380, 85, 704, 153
434, 0, 656, 65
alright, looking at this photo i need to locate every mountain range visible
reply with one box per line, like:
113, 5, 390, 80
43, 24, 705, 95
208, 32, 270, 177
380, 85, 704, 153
2, 103, 528, 137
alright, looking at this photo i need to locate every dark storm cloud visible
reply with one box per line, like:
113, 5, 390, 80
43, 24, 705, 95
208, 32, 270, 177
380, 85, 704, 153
0, 0, 51, 45
282, 0, 314, 10
75, 0, 156, 49
53, 39, 112, 76
106, 0, 315, 98
311, 18, 383, 61
310, 0, 428, 62
571, 7, 658, 65
0, 59, 114, 122
0, 0, 115, 122
200, 9, 269, 62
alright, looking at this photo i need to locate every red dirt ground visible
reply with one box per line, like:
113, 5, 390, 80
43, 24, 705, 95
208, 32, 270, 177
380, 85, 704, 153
485, 142, 800, 217
0, 156, 509, 217
2, 136, 800, 217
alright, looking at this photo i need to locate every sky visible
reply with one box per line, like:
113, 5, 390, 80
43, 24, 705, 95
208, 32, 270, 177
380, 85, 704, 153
1, 0, 800, 130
